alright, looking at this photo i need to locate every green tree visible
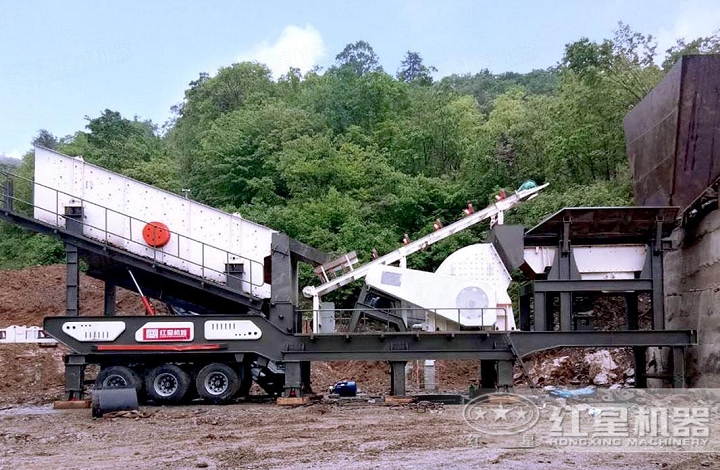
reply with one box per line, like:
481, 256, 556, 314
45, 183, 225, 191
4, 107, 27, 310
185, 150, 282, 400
32, 129, 59, 150
397, 51, 437, 85
663, 31, 720, 70
334, 41, 383, 76
562, 22, 662, 102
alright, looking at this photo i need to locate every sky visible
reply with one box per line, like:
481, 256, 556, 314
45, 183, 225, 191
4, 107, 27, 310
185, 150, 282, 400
1, 0, 719, 158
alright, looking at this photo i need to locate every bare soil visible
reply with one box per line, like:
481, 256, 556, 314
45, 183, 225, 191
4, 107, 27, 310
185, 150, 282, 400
1, 403, 718, 470
1, 265, 711, 468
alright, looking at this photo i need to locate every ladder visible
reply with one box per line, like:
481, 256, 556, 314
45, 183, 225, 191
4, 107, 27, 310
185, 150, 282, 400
302, 183, 548, 305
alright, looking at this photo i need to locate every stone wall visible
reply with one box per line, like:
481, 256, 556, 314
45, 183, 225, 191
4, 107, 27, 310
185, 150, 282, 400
662, 208, 720, 386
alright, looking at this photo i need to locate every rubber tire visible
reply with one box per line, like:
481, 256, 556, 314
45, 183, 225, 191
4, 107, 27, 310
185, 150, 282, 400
145, 364, 190, 405
195, 363, 240, 404
96, 366, 142, 396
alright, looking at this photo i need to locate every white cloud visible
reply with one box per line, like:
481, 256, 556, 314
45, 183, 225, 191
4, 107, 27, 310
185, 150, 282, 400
0, 149, 22, 160
655, 0, 720, 55
238, 25, 326, 78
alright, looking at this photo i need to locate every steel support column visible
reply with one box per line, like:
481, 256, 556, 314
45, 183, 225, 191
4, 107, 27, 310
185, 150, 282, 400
673, 347, 686, 388
480, 360, 497, 391
497, 360, 514, 392
390, 361, 407, 396
534, 292, 546, 331
64, 354, 86, 400
558, 219, 573, 331
270, 233, 297, 334
519, 288, 531, 331
65, 244, 79, 317
104, 282, 117, 317
283, 361, 302, 397
300, 361, 312, 393
651, 221, 665, 330
625, 293, 647, 388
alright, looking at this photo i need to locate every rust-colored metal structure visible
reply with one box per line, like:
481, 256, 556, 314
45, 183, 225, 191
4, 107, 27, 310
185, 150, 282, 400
624, 54, 720, 215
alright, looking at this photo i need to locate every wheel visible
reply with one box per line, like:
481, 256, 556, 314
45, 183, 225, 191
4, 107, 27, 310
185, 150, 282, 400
96, 366, 142, 396
145, 364, 190, 404
195, 363, 239, 404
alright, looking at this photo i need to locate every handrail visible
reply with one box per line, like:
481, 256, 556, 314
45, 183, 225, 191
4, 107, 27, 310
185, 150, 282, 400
297, 306, 511, 333
0, 170, 266, 293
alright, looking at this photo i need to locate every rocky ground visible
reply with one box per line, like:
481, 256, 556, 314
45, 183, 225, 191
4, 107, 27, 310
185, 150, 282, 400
0, 265, 708, 468
2, 400, 720, 470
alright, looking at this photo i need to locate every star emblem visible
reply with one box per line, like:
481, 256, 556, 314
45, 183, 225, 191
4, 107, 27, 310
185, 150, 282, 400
493, 405, 514, 421
515, 407, 529, 420
472, 407, 487, 420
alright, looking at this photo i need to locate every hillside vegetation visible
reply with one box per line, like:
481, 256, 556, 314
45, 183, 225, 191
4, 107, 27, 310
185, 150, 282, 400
2, 24, 718, 304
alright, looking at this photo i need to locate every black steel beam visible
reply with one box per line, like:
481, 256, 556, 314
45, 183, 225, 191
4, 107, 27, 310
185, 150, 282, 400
289, 238, 331, 266
44, 316, 696, 365
533, 279, 653, 293
508, 330, 697, 358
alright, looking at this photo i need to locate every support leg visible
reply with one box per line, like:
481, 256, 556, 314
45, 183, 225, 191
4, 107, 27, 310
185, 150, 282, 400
64, 355, 86, 400
651, 224, 665, 331
624, 293, 646, 388
634, 347, 648, 388
300, 361, 312, 394
390, 361, 407, 396
480, 360, 497, 393
559, 292, 572, 331
497, 360, 514, 392
283, 361, 302, 397
547, 294, 557, 331
534, 292, 546, 331
65, 244, 79, 317
104, 282, 117, 317
672, 347, 686, 389
519, 291, 531, 331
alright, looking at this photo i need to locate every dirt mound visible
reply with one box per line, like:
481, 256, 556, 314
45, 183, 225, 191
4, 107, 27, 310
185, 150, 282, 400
0, 264, 154, 328
312, 361, 391, 394
0, 343, 67, 405
0, 264, 165, 405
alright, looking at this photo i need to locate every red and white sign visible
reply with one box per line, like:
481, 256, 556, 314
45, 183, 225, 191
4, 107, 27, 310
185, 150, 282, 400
135, 322, 194, 342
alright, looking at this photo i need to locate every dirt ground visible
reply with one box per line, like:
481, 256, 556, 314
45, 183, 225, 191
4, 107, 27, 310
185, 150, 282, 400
1, 402, 719, 470
1, 265, 714, 468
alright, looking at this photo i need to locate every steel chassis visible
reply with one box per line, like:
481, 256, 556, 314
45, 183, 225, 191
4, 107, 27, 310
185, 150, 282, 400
0, 174, 696, 399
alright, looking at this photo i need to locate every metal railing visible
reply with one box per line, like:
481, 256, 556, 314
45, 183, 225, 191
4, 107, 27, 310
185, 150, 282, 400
0, 170, 266, 294
298, 306, 511, 333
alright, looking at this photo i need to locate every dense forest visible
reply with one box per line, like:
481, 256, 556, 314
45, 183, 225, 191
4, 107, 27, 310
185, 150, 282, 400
1, 24, 719, 304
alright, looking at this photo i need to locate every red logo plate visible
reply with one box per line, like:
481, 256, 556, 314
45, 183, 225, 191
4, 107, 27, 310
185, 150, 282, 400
142, 327, 191, 341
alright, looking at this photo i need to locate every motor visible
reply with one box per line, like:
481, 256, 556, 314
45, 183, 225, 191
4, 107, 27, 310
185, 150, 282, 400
332, 380, 357, 397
